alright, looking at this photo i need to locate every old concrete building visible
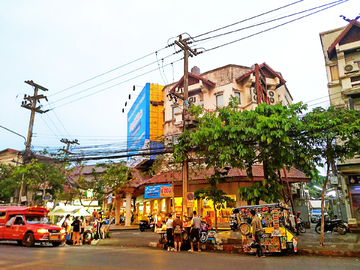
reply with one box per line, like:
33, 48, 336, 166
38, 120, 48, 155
163, 63, 293, 143
320, 17, 360, 225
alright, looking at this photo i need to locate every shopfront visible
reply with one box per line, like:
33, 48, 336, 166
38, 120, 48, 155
349, 175, 360, 223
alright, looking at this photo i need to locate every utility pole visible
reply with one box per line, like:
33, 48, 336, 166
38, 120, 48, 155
60, 138, 79, 154
173, 35, 197, 219
22, 80, 49, 156
19, 80, 49, 204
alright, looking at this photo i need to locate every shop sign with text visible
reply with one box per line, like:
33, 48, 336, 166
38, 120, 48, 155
144, 184, 172, 199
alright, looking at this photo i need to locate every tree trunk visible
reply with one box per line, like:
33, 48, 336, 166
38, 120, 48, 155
320, 158, 331, 246
214, 205, 218, 233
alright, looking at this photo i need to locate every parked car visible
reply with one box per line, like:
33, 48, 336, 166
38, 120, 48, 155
310, 208, 328, 223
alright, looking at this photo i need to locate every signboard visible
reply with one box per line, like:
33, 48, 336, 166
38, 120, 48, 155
330, 176, 339, 185
348, 175, 360, 185
107, 194, 113, 204
127, 84, 150, 166
144, 184, 172, 199
127, 83, 164, 167
44, 195, 52, 201
187, 192, 194, 208
86, 189, 93, 198
21, 196, 27, 202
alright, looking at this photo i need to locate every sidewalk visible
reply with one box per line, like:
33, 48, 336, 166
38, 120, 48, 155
105, 222, 360, 257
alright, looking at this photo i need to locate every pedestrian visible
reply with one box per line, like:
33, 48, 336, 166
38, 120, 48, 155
249, 209, 265, 258
166, 213, 175, 251
71, 216, 81, 246
96, 214, 103, 239
79, 216, 86, 245
204, 213, 212, 230
61, 214, 71, 246
188, 211, 201, 252
172, 215, 183, 252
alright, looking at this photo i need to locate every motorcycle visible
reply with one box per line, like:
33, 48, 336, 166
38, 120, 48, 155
315, 218, 347, 235
296, 216, 306, 233
229, 214, 239, 231
139, 215, 155, 232
199, 221, 209, 243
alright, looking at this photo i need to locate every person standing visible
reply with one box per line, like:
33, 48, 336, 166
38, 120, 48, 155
96, 214, 103, 239
166, 214, 175, 251
79, 216, 86, 245
71, 216, 81, 246
172, 215, 183, 252
188, 211, 201, 252
249, 209, 265, 258
61, 214, 71, 246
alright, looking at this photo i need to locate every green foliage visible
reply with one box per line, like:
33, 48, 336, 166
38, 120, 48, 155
0, 164, 19, 203
11, 157, 65, 205
238, 180, 283, 205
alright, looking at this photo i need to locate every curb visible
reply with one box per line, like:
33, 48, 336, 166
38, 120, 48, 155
148, 242, 360, 257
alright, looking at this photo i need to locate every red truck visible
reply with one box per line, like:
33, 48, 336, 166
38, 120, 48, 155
0, 206, 65, 247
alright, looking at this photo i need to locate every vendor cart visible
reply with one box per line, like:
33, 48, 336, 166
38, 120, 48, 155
233, 202, 298, 254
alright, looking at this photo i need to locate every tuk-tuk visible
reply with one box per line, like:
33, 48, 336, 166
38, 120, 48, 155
233, 202, 297, 254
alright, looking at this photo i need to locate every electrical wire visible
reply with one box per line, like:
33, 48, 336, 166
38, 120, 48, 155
46, 53, 178, 107
203, 0, 347, 52
39, 115, 61, 140
50, 58, 183, 110
191, 0, 343, 44
191, 0, 304, 40
49, 46, 170, 98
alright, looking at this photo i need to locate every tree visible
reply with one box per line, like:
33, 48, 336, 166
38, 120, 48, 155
300, 106, 360, 246
0, 164, 19, 203
12, 158, 65, 206
174, 100, 310, 207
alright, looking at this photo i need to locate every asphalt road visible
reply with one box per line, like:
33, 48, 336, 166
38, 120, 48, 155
0, 241, 359, 270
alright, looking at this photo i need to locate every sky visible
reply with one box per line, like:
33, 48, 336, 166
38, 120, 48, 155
0, 0, 359, 160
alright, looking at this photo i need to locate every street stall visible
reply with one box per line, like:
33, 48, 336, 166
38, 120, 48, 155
233, 203, 298, 254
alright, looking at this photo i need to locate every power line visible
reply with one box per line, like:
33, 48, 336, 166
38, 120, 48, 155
191, 0, 304, 40
203, 0, 347, 52
46, 53, 177, 107
49, 46, 170, 98
191, 0, 342, 44
50, 58, 183, 110
39, 115, 61, 140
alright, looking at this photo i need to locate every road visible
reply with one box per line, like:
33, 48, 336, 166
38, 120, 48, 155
0, 242, 359, 270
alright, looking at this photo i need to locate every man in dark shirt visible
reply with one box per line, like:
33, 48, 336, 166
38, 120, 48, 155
71, 216, 81, 246
249, 209, 265, 258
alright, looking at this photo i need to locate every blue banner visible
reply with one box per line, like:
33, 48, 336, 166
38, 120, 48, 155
144, 184, 172, 199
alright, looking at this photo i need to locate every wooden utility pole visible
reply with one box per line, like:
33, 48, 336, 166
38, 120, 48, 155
60, 138, 79, 154
22, 80, 49, 155
174, 36, 197, 219
19, 80, 49, 204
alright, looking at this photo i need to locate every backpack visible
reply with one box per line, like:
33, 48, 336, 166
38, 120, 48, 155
174, 225, 181, 234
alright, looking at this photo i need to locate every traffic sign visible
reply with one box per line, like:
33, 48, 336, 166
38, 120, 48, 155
44, 195, 52, 201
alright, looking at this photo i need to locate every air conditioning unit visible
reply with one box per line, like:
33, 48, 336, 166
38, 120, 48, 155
270, 98, 275, 104
268, 90, 275, 97
344, 62, 359, 73
188, 96, 197, 103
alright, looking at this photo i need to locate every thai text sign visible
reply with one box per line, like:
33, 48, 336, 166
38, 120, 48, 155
144, 184, 173, 199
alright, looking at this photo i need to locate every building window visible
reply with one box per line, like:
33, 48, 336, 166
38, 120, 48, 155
172, 136, 179, 145
330, 65, 339, 81
216, 94, 223, 107
200, 99, 204, 107
172, 106, 178, 119
233, 92, 241, 104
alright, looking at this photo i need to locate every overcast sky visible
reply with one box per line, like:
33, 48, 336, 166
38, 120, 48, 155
0, 0, 358, 159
